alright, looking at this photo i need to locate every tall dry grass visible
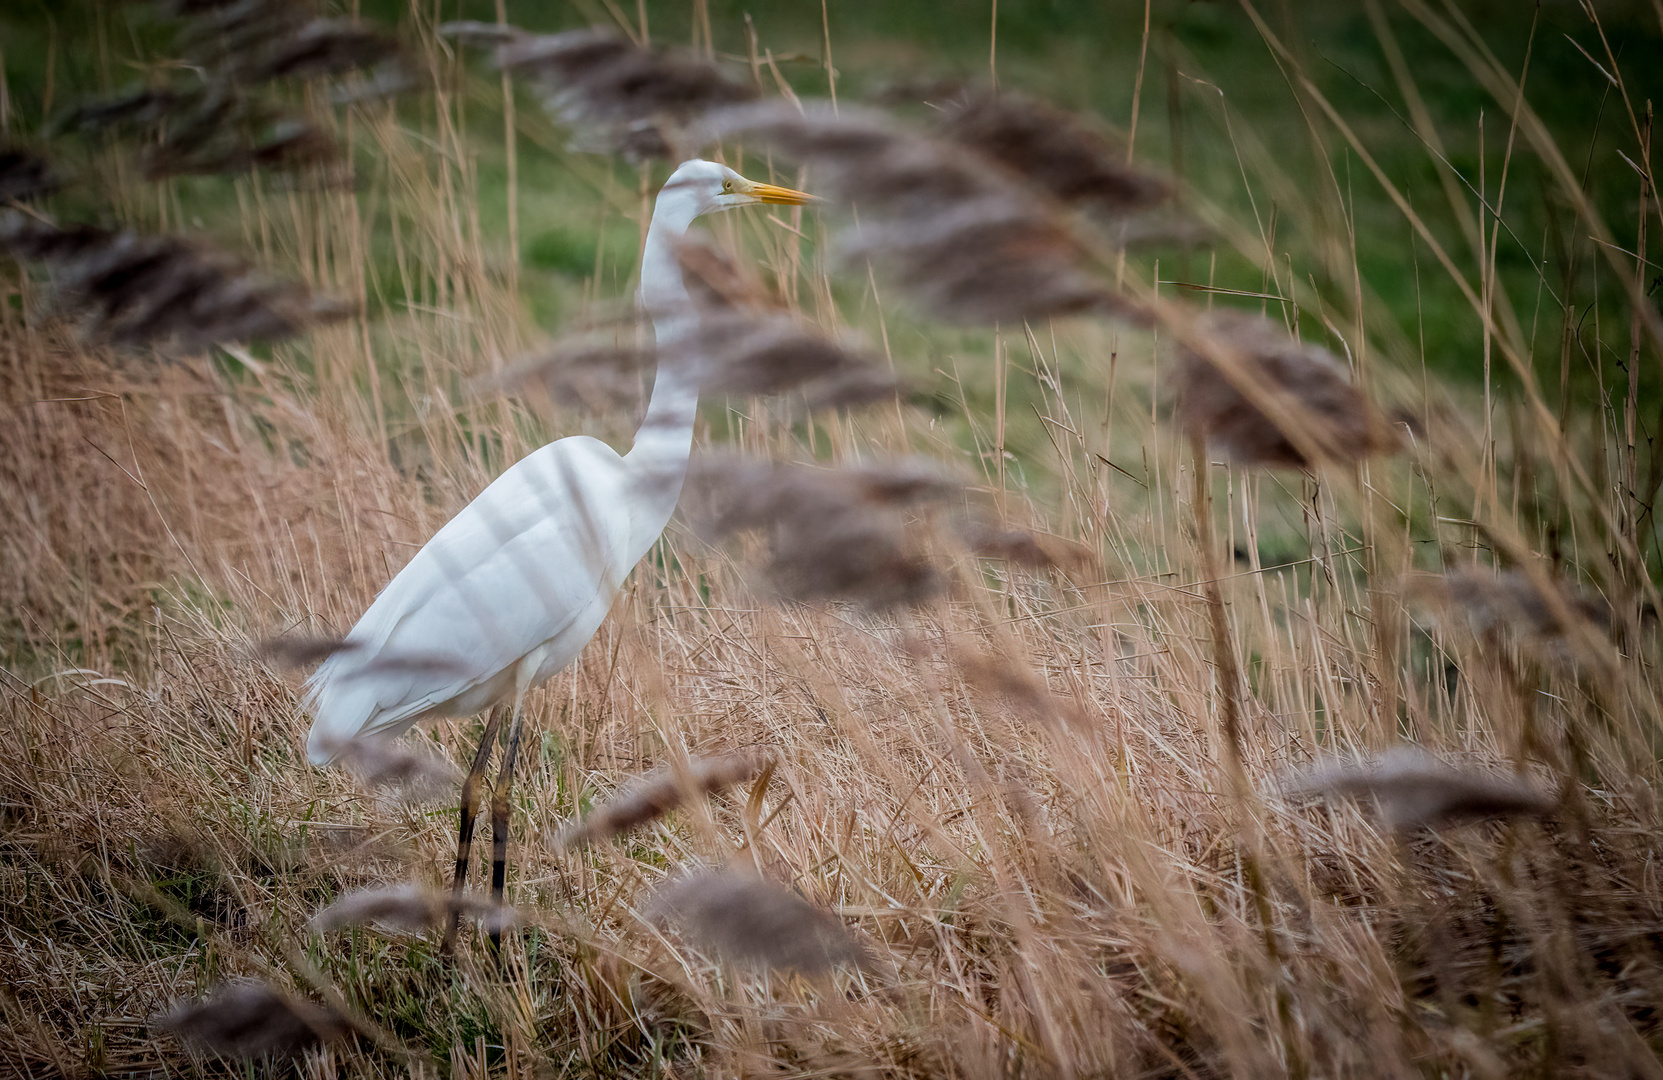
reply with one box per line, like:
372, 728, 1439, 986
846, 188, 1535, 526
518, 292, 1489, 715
3, 2, 1663, 1077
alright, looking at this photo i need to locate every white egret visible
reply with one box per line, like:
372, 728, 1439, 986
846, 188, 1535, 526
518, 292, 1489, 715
304, 159, 811, 944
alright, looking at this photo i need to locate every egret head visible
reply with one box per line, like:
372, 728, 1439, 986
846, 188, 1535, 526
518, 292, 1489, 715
661, 158, 813, 218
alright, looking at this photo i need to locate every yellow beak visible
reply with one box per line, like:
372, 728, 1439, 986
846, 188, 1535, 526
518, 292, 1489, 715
743, 178, 815, 205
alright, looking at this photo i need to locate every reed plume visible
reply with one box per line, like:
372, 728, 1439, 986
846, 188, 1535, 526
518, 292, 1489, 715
157, 980, 350, 1060
1285, 747, 1553, 833
321, 737, 462, 803
1406, 567, 1616, 648
0, 147, 59, 203
932, 89, 1168, 216
1173, 308, 1399, 469
685, 454, 952, 608
309, 883, 515, 935
647, 868, 872, 975
0, 216, 348, 347
704, 101, 1141, 324
444, 23, 755, 161
555, 751, 769, 849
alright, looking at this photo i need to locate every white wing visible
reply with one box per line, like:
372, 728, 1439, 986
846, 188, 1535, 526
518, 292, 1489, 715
305, 435, 635, 762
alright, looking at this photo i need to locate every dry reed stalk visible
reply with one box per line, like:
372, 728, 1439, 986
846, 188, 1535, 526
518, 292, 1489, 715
309, 882, 515, 935
1173, 308, 1399, 469
555, 750, 769, 848
157, 979, 351, 1060
647, 867, 872, 975
1285, 747, 1553, 832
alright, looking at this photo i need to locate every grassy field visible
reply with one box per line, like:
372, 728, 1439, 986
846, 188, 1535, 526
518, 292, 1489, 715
4, 0, 1663, 1076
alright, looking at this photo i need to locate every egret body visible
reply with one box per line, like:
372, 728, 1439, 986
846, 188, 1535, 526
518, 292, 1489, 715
303, 159, 811, 937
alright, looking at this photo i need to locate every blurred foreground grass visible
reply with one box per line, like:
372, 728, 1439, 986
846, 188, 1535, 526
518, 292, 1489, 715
5, 1, 1663, 1077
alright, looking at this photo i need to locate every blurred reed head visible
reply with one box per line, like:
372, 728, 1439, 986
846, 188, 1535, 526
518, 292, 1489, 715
322, 737, 462, 804
237, 17, 403, 85
954, 646, 1088, 731
445, 23, 756, 161
309, 883, 515, 936
704, 101, 1141, 325
1405, 567, 1617, 647
1173, 308, 1400, 469
157, 979, 350, 1060
258, 634, 355, 669
685, 454, 954, 609
930, 88, 1169, 217
486, 305, 897, 418
1285, 747, 1553, 833
678, 310, 899, 410
647, 867, 872, 976
674, 238, 773, 311
0, 147, 60, 203
486, 336, 657, 415
56, 81, 343, 179
958, 518, 1097, 574
555, 751, 770, 849
0, 216, 350, 349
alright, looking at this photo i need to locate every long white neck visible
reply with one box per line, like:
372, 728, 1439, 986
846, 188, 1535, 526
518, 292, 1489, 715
622, 186, 704, 564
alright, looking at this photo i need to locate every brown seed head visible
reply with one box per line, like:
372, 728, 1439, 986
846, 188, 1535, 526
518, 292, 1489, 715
933, 90, 1168, 216
1173, 309, 1399, 469
320, 737, 461, 802
1287, 747, 1552, 833
648, 868, 872, 975
309, 882, 515, 935
462, 26, 756, 161
0, 216, 349, 348
704, 101, 1140, 325
241, 18, 402, 84
556, 751, 770, 849
685, 455, 953, 609
1404, 568, 1618, 659
157, 979, 350, 1060
258, 634, 356, 669
0, 147, 60, 203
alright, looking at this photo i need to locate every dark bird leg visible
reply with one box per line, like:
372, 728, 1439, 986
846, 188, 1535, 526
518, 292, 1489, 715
441, 704, 506, 955
487, 700, 529, 956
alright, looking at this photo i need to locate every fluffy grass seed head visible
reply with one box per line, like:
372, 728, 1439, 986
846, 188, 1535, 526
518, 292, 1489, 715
1173, 308, 1400, 469
647, 868, 872, 975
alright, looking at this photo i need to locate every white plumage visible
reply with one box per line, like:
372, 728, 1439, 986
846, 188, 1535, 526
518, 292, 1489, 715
305, 159, 812, 764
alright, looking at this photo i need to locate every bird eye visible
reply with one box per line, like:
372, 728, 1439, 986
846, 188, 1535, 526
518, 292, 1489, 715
723, 179, 733, 192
